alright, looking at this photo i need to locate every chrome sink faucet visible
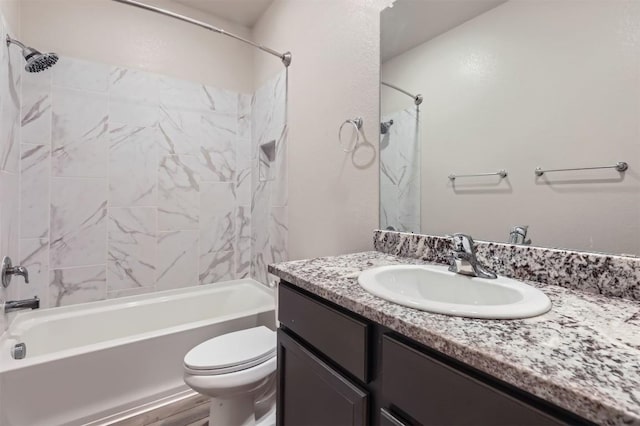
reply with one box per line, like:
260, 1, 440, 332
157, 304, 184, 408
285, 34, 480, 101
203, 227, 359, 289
448, 233, 497, 279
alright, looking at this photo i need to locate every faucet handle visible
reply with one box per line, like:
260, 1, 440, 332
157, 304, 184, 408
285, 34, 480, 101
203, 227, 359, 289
451, 233, 476, 253
1, 257, 29, 287
12, 266, 29, 284
509, 225, 531, 245
511, 225, 528, 233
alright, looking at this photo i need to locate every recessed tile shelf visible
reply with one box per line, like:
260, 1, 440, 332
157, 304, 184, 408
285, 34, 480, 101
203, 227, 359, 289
259, 140, 276, 182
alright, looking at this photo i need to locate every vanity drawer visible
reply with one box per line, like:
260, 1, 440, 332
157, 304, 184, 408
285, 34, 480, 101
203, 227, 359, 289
382, 335, 565, 425
278, 282, 370, 382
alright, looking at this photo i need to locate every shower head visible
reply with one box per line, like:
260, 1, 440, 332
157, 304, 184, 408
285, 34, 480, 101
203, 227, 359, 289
381, 119, 394, 135
6, 35, 58, 73
24, 50, 58, 73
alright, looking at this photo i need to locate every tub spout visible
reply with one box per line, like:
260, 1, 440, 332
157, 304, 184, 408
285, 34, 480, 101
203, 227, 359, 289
5, 296, 39, 313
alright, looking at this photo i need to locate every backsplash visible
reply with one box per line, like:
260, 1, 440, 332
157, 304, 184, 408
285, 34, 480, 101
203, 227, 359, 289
10, 55, 287, 309
374, 230, 640, 301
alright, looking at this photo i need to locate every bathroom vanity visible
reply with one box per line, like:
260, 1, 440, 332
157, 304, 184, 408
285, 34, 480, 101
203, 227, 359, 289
270, 248, 640, 426
277, 282, 584, 425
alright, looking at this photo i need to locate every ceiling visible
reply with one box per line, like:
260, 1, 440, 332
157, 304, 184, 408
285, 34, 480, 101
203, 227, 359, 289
381, 0, 506, 62
174, 0, 274, 27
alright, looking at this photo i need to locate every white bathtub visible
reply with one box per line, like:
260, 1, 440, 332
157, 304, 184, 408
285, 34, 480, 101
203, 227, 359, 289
0, 279, 275, 426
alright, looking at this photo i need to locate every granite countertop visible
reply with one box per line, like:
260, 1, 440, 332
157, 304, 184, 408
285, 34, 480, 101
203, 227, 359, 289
268, 251, 640, 426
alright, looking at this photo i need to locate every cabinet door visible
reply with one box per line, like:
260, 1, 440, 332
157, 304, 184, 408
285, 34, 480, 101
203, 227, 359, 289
382, 335, 566, 426
277, 329, 369, 426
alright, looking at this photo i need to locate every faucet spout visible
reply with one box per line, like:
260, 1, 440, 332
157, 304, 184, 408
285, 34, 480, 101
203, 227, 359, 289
5, 296, 39, 313
448, 233, 497, 279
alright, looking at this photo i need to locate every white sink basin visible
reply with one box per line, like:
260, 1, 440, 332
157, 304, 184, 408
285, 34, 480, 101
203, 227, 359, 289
358, 264, 551, 319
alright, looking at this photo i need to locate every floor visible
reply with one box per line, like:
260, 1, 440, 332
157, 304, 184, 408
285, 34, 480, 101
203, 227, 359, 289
113, 393, 209, 426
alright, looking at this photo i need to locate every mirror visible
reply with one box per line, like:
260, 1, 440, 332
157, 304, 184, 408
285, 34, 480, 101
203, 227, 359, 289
380, 0, 640, 256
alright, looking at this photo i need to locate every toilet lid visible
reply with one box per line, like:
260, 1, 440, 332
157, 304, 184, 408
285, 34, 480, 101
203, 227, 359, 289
184, 326, 276, 372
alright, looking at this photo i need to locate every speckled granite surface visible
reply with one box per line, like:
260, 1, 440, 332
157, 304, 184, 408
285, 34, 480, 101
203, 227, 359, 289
269, 252, 640, 425
374, 230, 640, 301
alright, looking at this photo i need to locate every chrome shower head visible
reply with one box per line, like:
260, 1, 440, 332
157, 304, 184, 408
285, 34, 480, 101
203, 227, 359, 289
6, 35, 58, 73
23, 49, 58, 73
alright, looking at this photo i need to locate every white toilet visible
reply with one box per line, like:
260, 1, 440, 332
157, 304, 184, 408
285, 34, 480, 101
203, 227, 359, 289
183, 326, 277, 426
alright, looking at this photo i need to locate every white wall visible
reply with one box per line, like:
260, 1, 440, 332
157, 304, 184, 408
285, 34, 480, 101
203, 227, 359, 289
382, 0, 640, 255
0, 0, 19, 35
20, 0, 254, 93
252, 0, 386, 260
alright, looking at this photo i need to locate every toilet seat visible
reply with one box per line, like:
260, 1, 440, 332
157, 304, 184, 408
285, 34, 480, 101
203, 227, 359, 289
184, 326, 276, 376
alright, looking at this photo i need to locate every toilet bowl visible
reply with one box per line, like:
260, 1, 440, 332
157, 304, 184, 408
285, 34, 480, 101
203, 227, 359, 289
183, 326, 277, 426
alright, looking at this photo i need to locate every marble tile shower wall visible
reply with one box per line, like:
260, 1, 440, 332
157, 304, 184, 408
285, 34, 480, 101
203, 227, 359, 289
15, 56, 287, 309
380, 107, 420, 233
250, 71, 287, 286
0, 15, 22, 322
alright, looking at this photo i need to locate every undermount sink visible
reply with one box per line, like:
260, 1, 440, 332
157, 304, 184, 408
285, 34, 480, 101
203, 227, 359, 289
358, 264, 551, 319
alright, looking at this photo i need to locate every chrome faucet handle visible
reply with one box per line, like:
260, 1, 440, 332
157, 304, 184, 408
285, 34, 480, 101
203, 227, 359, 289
1, 256, 30, 288
11, 266, 29, 283
511, 225, 528, 234
509, 225, 531, 245
451, 233, 476, 255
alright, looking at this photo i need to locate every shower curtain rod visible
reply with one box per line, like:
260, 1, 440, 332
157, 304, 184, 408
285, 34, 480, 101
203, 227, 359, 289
112, 0, 292, 67
381, 81, 422, 105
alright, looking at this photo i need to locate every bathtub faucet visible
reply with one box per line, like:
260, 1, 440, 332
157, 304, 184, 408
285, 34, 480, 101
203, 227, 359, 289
5, 296, 39, 313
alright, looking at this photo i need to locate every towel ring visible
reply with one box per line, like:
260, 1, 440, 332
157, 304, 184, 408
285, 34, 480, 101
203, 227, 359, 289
338, 117, 363, 153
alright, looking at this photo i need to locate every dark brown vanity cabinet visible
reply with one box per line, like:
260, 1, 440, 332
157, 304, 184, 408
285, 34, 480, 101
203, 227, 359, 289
381, 336, 565, 425
277, 282, 589, 426
277, 283, 370, 425
277, 330, 369, 426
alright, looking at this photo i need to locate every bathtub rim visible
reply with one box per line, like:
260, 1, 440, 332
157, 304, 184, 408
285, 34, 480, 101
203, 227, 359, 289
6, 278, 273, 326
0, 279, 275, 372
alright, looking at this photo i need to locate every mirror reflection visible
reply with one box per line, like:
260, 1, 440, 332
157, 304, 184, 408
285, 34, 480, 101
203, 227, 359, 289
380, 0, 640, 256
